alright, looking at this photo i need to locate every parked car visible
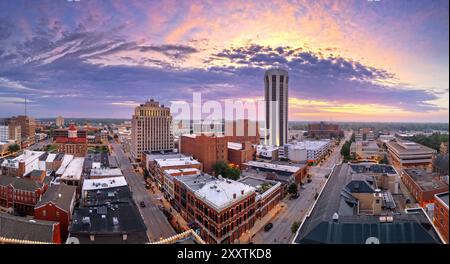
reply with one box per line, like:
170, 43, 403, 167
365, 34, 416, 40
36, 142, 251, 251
139, 201, 146, 208
290, 193, 300, 199
264, 223, 274, 232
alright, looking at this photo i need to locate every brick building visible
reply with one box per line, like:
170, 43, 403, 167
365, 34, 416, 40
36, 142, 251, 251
307, 122, 343, 139
180, 134, 228, 174
0, 212, 61, 244
0, 175, 48, 215
174, 174, 256, 244
225, 120, 260, 144
34, 184, 77, 240
434, 192, 449, 244
54, 124, 88, 157
401, 169, 448, 207
227, 142, 255, 169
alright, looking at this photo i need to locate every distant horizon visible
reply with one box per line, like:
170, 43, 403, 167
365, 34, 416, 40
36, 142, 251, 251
11, 116, 448, 125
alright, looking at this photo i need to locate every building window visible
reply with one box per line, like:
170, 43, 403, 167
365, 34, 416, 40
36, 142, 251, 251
42, 210, 46, 217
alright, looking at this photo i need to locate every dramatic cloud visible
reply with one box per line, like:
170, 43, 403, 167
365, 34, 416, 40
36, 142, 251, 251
0, 0, 447, 121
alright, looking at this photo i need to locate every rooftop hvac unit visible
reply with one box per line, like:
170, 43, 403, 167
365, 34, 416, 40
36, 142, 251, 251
82, 217, 91, 224
379, 216, 387, 223
386, 216, 394, 223
113, 217, 119, 225
332, 212, 339, 222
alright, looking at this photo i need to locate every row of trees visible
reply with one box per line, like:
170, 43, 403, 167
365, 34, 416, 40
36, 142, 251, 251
404, 133, 449, 152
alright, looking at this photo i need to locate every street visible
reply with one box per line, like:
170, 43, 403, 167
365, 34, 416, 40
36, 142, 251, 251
110, 142, 176, 242
249, 131, 351, 244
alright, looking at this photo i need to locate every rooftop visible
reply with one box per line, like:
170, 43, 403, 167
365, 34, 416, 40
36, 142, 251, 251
82, 176, 128, 191
349, 163, 397, 175
0, 212, 57, 243
90, 168, 123, 178
164, 168, 200, 176
177, 174, 255, 211
285, 140, 331, 151
243, 160, 302, 174
435, 192, 449, 207
0, 175, 44, 191
293, 164, 442, 244
35, 184, 77, 212
61, 157, 85, 181
69, 184, 148, 243
403, 169, 448, 192
155, 156, 200, 167
387, 140, 436, 154
55, 154, 74, 175
228, 142, 243, 150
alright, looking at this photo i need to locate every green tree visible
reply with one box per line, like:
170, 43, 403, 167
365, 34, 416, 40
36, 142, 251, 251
291, 221, 301, 234
224, 166, 240, 180
8, 144, 20, 153
288, 183, 298, 194
212, 160, 228, 177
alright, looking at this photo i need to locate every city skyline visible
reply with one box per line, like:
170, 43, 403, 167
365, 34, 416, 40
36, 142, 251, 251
0, 0, 448, 122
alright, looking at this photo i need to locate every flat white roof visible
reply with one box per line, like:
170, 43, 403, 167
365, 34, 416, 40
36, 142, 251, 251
90, 168, 123, 177
155, 157, 200, 167
55, 154, 74, 175
256, 145, 278, 151
61, 157, 84, 181
244, 161, 301, 173
285, 140, 330, 151
92, 162, 101, 169
45, 153, 57, 163
196, 179, 255, 211
228, 142, 243, 150
10, 150, 45, 167
82, 176, 128, 191
165, 168, 200, 175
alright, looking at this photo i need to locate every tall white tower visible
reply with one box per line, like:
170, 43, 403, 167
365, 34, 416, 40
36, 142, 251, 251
264, 68, 288, 146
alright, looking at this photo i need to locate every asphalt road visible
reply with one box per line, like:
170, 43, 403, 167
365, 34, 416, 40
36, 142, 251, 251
110, 142, 176, 242
251, 132, 351, 244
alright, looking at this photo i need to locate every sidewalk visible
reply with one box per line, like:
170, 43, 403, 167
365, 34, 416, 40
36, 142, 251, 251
238, 202, 286, 244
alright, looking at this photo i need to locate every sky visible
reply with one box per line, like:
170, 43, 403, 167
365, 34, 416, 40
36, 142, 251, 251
0, 0, 448, 122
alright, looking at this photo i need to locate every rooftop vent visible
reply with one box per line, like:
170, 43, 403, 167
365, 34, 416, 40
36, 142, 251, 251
379, 216, 387, 223
113, 217, 119, 225
82, 217, 91, 225
332, 212, 339, 222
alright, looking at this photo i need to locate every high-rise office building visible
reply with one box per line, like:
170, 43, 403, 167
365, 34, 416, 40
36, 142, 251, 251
0, 126, 8, 142
131, 99, 174, 162
56, 116, 64, 127
7, 115, 36, 145
264, 68, 289, 146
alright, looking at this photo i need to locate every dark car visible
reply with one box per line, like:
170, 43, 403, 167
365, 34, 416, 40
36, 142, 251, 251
264, 223, 274, 232
139, 201, 146, 208
290, 193, 299, 199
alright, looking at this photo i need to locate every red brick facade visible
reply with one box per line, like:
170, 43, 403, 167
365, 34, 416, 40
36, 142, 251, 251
0, 181, 47, 215
173, 180, 256, 244
434, 193, 449, 244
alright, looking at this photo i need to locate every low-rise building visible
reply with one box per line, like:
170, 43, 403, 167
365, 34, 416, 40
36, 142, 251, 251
0, 212, 61, 244
69, 176, 148, 244
386, 140, 436, 172
34, 184, 77, 240
173, 174, 256, 244
293, 163, 443, 244
163, 168, 201, 201
153, 156, 202, 188
0, 150, 46, 177
227, 142, 255, 169
255, 145, 278, 160
242, 160, 309, 186
401, 169, 448, 207
238, 176, 282, 218
434, 192, 449, 244
350, 141, 381, 161
60, 157, 85, 194
283, 140, 331, 163
0, 175, 48, 215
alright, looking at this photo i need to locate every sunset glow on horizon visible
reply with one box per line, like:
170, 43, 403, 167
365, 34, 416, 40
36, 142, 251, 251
0, 0, 448, 122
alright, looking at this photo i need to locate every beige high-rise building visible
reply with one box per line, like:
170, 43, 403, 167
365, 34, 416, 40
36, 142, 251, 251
131, 99, 174, 162
56, 116, 64, 127
8, 125, 21, 143
7, 115, 36, 145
